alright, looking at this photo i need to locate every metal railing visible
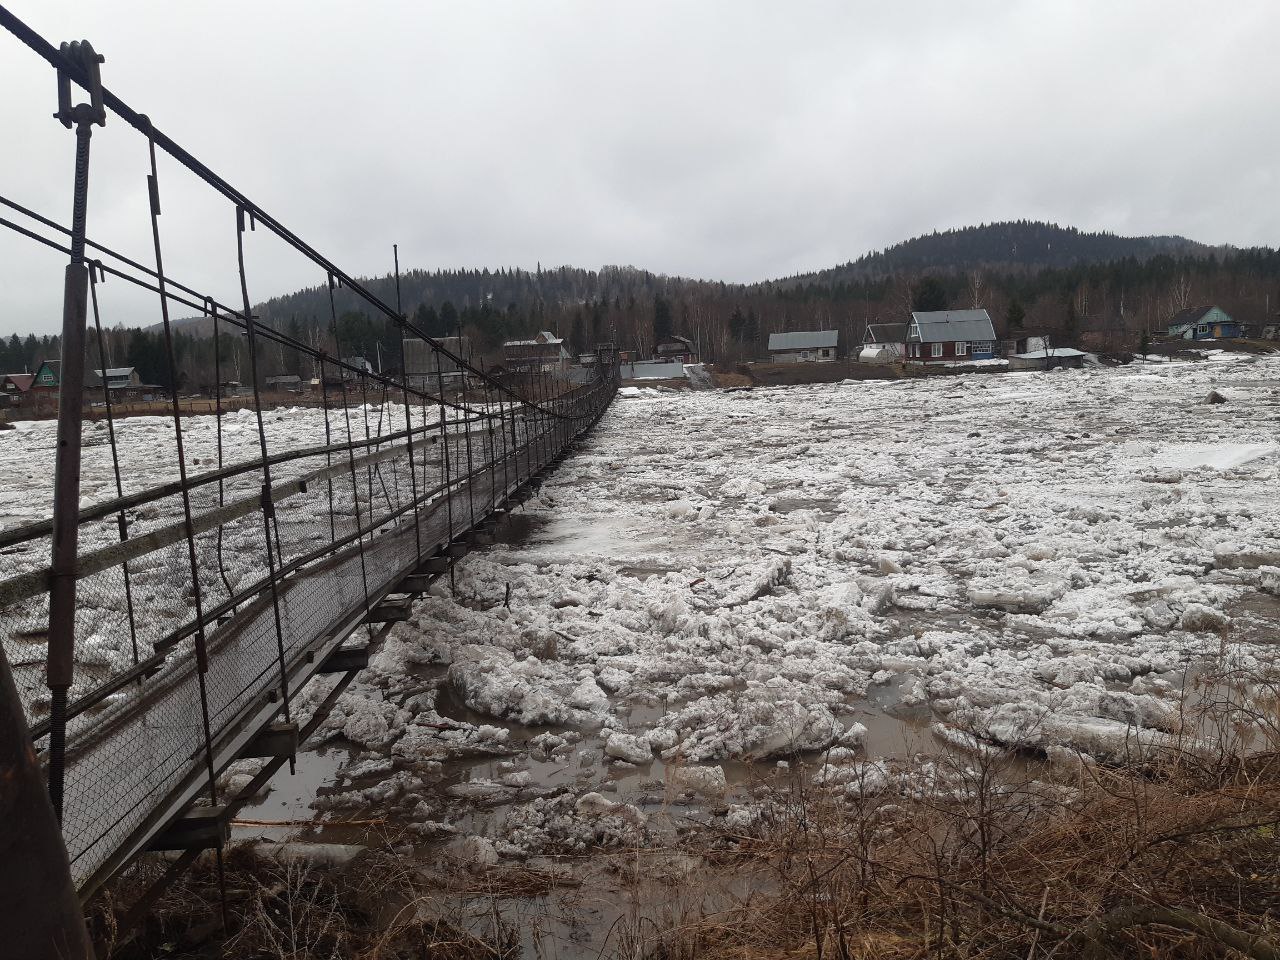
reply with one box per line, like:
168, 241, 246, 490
0, 5, 620, 913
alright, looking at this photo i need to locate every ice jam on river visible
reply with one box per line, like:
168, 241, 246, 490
8, 353, 1280, 860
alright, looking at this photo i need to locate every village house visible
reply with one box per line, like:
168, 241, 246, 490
85, 366, 155, 400
904, 309, 998, 363
767, 330, 838, 363
1168, 305, 1246, 340
503, 331, 570, 373
1001, 333, 1052, 356
1, 373, 33, 407
30, 359, 61, 394
264, 374, 304, 391
654, 334, 697, 363
858, 322, 908, 363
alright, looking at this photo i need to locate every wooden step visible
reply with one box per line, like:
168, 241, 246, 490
148, 806, 229, 852
238, 722, 299, 760
400, 573, 436, 593
319, 644, 371, 674
366, 595, 413, 623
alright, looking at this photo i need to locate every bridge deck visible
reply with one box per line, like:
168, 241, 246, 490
1, 384, 613, 901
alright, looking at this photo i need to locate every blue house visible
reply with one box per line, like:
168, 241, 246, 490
1168, 305, 1245, 340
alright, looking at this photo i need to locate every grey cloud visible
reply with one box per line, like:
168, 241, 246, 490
1, 0, 1276, 334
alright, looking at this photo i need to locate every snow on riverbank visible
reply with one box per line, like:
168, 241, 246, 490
282, 355, 1280, 855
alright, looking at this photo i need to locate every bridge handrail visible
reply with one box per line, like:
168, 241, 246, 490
3, 371, 615, 741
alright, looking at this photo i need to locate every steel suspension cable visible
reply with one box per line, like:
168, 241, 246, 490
328, 276, 371, 614
232, 204, 294, 754
143, 134, 230, 926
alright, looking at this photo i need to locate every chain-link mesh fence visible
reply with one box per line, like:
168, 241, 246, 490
0, 7, 619, 898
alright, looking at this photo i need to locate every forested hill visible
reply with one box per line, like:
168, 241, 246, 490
159, 263, 711, 339
255, 264, 707, 328
780, 221, 1215, 286
204, 222, 1221, 334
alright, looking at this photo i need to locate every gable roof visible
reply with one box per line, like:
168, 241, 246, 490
2, 374, 34, 392
505, 331, 564, 347
32, 359, 61, 384
768, 330, 838, 351
1171, 305, 1225, 327
909, 309, 997, 343
864, 322, 909, 344
86, 367, 138, 388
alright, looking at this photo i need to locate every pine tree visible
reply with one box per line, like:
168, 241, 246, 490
912, 276, 948, 312
653, 297, 674, 344
1064, 299, 1079, 342
1006, 299, 1026, 332
439, 301, 460, 337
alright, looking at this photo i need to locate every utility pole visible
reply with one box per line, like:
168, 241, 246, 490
3, 36, 105, 960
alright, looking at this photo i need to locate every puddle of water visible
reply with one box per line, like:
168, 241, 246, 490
232, 746, 351, 843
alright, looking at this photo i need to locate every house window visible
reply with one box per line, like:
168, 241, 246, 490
931, 343, 943, 358
1197, 324, 1209, 335
955, 341, 968, 356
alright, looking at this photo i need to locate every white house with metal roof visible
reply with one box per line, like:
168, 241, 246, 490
904, 310, 997, 363
767, 330, 838, 363
503, 331, 570, 373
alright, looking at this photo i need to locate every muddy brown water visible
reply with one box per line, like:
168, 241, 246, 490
231, 497, 940, 957
231, 470, 1280, 958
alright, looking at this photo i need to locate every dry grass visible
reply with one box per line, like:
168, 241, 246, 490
93, 647, 1280, 960
93, 841, 520, 960
648, 657, 1280, 960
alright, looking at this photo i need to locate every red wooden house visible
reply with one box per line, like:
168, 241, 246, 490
904, 310, 998, 363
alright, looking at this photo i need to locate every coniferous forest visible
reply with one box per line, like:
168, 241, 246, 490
4, 221, 1278, 390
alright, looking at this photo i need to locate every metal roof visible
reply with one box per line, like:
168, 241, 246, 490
1170, 305, 1217, 327
864, 323, 909, 343
909, 310, 997, 343
2, 374, 34, 391
505, 331, 564, 347
768, 330, 838, 350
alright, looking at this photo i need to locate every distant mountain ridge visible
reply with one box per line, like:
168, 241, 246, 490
157, 220, 1247, 336
778, 220, 1223, 287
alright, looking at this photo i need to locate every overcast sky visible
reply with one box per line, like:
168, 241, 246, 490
1, 0, 1277, 336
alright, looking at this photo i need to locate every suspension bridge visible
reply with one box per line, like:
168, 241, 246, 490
0, 9, 619, 956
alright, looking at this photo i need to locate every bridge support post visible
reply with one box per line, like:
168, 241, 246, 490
0, 643, 93, 959
46, 38, 108, 822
